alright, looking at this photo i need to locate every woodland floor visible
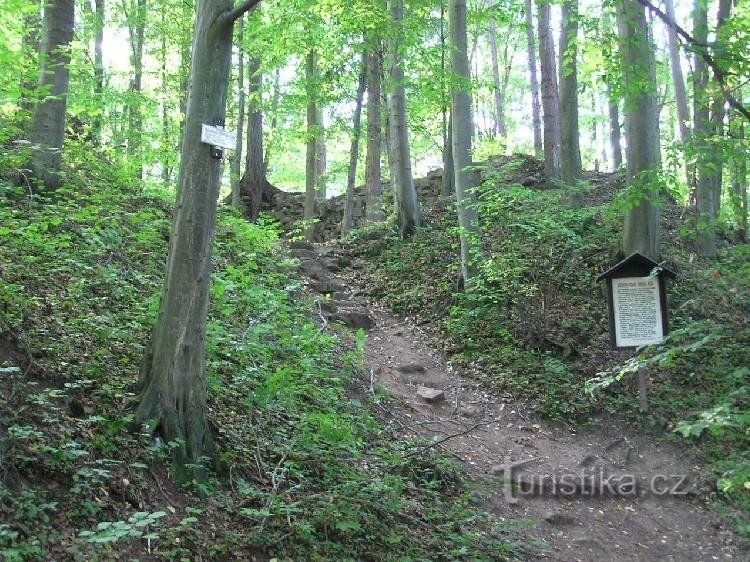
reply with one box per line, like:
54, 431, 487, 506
293, 242, 745, 562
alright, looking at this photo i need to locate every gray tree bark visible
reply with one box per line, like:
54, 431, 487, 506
440, 0, 454, 198
19, 0, 42, 115
126, 0, 147, 179
136, 0, 261, 470
538, 0, 561, 183
28, 0, 74, 192
664, 0, 693, 190
731, 112, 747, 240
525, 0, 542, 157
342, 52, 367, 236
93, 0, 105, 141
387, 0, 422, 238
559, 0, 582, 203
315, 108, 327, 201
608, 87, 622, 170
231, 18, 246, 207
241, 55, 268, 221
365, 38, 384, 222
450, 0, 483, 288
616, 0, 661, 259
304, 50, 318, 241
488, 0, 505, 138
693, 0, 716, 257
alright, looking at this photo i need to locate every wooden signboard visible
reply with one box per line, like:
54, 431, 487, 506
201, 124, 236, 150
596, 252, 676, 350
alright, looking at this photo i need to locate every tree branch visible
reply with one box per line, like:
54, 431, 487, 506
227, 0, 262, 24
635, 0, 750, 122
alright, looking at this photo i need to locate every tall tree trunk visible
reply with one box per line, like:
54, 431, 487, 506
19, 0, 42, 115
731, 112, 747, 240
450, 0, 483, 288
387, 0, 422, 238
342, 52, 367, 236
664, 0, 693, 191
231, 18, 246, 207
263, 68, 281, 172
160, 9, 170, 186
315, 107, 327, 201
136, 0, 260, 471
365, 39, 383, 222
440, 0, 454, 197
488, 0, 505, 138
27, 0, 74, 192
127, 0, 146, 180
92, 0, 105, 141
616, 0, 661, 259
709, 0, 731, 215
538, 0, 561, 183
693, 0, 716, 257
304, 50, 318, 240
177, 0, 193, 154
524, 0, 542, 157
559, 0, 582, 203
242, 55, 266, 221
608, 87, 623, 170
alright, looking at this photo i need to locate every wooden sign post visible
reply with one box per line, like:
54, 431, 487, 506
597, 252, 676, 411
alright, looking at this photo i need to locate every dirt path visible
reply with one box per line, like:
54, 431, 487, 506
292, 242, 745, 562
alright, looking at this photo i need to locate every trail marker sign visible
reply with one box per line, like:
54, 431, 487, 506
596, 252, 676, 350
201, 123, 236, 159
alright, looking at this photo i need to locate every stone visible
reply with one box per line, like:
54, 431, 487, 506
459, 404, 482, 418
311, 279, 345, 294
417, 386, 445, 403
397, 363, 426, 374
319, 300, 338, 313
543, 512, 579, 526
329, 311, 374, 330
290, 240, 315, 250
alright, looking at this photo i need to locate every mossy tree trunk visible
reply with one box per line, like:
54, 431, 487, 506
559, 0, 582, 204
537, 0, 561, 183
136, 0, 261, 471
365, 36, 384, 222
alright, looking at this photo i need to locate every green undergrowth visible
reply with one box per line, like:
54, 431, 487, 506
346, 157, 749, 534
0, 146, 520, 560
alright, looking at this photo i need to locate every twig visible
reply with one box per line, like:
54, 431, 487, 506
404, 420, 493, 458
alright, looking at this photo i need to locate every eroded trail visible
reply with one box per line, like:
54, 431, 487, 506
292, 242, 743, 562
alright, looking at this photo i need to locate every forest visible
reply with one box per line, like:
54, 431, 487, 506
0, 0, 748, 560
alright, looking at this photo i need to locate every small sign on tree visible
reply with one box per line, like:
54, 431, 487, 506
596, 252, 676, 350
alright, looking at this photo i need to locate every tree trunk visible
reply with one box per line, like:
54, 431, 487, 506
127, 0, 147, 180
442, 117, 455, 197
537, 0, 561, 183
231, 18, 245, 207
28, 0, 74, 192
488, 0, 505, 138
177, 0, 193, 153
387, 0, 422, 238
524, 0, 542, 157
608, 87, 623, 170
731, 112, 747, 240
664, 0, 693, 191
693, 0, 716, 257
440, 0, 454, 197
365, 39, 383, 222
136, 0, 253, 471
242, 55, 267, 221
304, 50, 318, 241
315, 107, 327, 201
342, 52, 367, 236
616, 0, 661, 259
559, 0, 582, 203
450, 0, 483, 287
709, 0, 732, 216
263, 68, 281, 172
19, 0, 42, 115
160, 10, 170, 186
92, 0, 105, 141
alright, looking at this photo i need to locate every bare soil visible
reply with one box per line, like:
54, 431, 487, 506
294, 242, 747, 562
